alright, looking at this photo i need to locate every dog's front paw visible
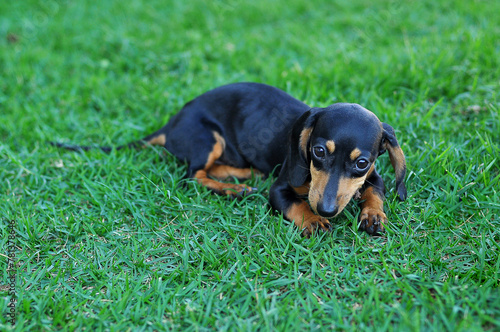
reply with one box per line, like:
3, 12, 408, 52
302, 216, 332, 238
359, 207, 387, 235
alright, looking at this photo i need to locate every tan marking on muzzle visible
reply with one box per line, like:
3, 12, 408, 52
308, 162, 330, 214
335, 164, 374, 216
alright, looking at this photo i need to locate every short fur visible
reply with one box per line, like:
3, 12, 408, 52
53, 82, 407, 237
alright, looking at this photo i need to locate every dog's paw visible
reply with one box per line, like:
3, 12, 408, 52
223, 184, 256, 197
302, 216, 332, 238
359, 207, 387, 235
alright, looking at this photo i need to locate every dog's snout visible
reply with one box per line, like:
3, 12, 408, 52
316, 203, 338, 218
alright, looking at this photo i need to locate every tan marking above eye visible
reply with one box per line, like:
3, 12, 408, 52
326, 140, 335, 154
350, 148, 362, 161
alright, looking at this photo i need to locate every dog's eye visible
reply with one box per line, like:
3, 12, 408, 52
313, 146, 325, 158
356, 159, 369, 170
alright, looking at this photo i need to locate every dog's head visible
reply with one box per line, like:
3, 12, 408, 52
287, 103, 407, 217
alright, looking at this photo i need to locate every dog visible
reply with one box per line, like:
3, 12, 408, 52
53, 82, 407, 237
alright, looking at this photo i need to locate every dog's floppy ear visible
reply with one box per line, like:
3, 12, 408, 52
380, 123, 407, 201
286, 108, 320, 187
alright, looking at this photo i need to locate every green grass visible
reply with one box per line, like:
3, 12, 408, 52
1, 0, 499, 330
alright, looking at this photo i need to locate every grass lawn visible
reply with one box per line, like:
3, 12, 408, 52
1, 0, 499, 330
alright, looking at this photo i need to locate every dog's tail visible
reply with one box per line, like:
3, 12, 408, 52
49, 141, 114, 152
49, 129, 168, 153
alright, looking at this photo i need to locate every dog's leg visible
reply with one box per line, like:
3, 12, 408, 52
358, 169, 387, 234
192, 132, 255, 196
208, 164, 262, 180
270, 177, 331, 238
286, 200, 331, 238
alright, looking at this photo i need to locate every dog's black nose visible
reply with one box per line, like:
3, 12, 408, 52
316, 204, 338, 218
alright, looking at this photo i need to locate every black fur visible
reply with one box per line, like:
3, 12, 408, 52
53, 82, 407, 235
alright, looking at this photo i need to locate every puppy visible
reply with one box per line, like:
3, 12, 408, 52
53, 82, 407, 236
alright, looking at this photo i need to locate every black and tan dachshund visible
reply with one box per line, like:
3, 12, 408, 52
54, 82, 407, 237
